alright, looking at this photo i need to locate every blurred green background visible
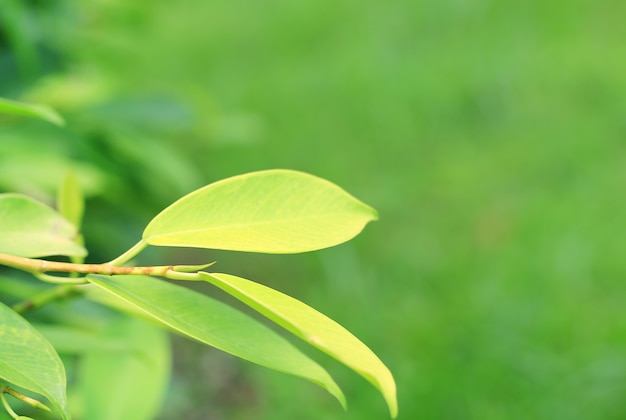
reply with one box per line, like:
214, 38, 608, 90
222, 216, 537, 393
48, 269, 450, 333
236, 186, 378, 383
2, 0, 626, 418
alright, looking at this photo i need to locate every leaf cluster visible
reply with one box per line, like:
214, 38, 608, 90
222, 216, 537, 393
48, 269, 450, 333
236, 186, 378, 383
0, 119, 397, 420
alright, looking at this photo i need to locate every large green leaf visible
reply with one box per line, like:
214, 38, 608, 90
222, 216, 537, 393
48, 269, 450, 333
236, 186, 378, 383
200, 272, 398, 418
142, 169, 377, 253
0, 194, 86, 258
0, 97, 64, 126
0, 301, 69, 419
79, 316, 170, 420
86, 275, 346, 409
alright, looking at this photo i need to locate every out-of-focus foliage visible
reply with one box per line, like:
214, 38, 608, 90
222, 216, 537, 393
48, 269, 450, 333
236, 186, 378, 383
2, 0, 626, 419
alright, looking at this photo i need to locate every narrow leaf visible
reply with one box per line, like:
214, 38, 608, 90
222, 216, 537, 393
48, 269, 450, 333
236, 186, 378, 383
0, 301, 69, 419
200, 272, 398, 418
0, 97, 64, 126
0, 194, 86, 258
86, 275, 346, 408
143, 169, 377, 254
57, 171, 84, 229
80, 316, 170, 420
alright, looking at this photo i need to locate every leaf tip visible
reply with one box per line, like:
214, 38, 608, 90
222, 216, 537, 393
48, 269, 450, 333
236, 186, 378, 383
47, 111, 66, 127
380, 373, 398, 418
368, 206, 379, 222
34, 105, 66, 127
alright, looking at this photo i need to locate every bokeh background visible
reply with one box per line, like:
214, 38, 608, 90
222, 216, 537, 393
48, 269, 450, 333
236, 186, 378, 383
2, 0, 626, 419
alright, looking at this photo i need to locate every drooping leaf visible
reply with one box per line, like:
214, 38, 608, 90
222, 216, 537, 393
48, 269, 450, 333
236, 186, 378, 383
200, 272, 398, 418
0, 301, 69, 419
80, 316, 170, 420
86, 275, 346, 408
0, 97, 64, 126
0, 194, 86, 258
142, 169, 377, 254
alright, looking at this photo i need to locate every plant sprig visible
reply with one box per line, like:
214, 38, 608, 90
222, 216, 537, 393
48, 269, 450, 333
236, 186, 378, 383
0, 169, 397, 419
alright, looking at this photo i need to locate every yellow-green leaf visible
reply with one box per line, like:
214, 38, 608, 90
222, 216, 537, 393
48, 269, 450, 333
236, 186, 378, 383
57, 171, 84, 229
200, 272, 398, 418
142, 169, 377, 254
0, 97, 64, 126
86, 274, 346, 409
0, 194, 86, 258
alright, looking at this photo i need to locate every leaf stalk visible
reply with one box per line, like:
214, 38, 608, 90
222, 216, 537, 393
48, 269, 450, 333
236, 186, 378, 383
0, 252, 176, 276
106, 240, 149, 266
1, 382, 51, 415
0, 252, 213, 285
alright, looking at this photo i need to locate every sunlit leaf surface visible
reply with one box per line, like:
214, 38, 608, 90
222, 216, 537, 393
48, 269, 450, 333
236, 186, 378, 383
86, 274, 346, 408
143, 169, 377, 253
0, 194, 86, 258
200, 272, 398, 418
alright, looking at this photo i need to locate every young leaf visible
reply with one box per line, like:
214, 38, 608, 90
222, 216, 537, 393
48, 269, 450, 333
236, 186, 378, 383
199, 272, 398, 418
0, 302, 69, 419
0, 194, 86, 258
57, 171, 86, 265
0, 97, 64, 126
142, 169, 377, 254
86, 274, 347, 409
80, 316, 170, 420
57, 171, 84, 229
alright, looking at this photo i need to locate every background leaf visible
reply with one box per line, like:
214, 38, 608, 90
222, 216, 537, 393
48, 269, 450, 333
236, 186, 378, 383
0, 194, 86, 258
0, 301, 69, 419
34, 324, 129, 354
86, 274, 347, 409
142, 169, 377, 253
0, 97, 64, 126
57, 171, 84, 230
79, 316, 170, 420
200, 272, 398, 418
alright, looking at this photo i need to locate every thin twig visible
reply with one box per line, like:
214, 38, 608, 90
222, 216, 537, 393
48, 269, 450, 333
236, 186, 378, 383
11, 285, 81, 314
0, 252, 176, 276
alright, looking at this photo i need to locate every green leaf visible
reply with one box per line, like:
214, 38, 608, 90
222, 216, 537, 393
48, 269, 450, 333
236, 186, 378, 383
57, 171, 84, 229
86, 274, 346, 409
0, 0, 38, 79
56, 172, 86, 265
142, 169, 377, 254
200, 272, 398, 418
0, 301, 69, 419
0, 194, 86, 258
0, 97, 64, 126
80, 316, 170, 420
34, 324, 129, 354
